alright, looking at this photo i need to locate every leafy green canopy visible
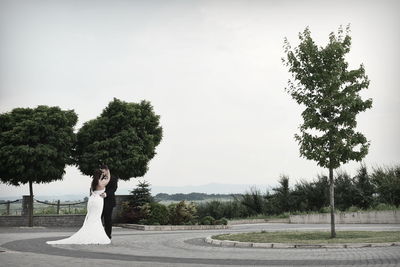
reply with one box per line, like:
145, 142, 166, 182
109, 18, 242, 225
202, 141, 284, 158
0, 106, 78, 185
75, 98, 163, 180
283, 26, 372, 169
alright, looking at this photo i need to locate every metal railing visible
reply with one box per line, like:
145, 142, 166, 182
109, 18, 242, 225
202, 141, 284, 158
0, 199, 22, 215
0, 198, 88, 215
34, 198, 87, 215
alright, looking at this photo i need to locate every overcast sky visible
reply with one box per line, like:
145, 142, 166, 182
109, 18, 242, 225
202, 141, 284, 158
1, 0, 399, 197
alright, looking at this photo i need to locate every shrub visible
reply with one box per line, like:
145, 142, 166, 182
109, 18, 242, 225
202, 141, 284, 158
319, 206, 330, 213
140, 202, 169, 225
196, 200, 248, 220
119, 180, 155, 223
119, 201, 142, 223
371, 165, 400, 206
215, 217, 228, 225
236, 188, 265, 216
200, 216, 215, 225
168, 201, 197, 225
372, 203, 398, 211
346, 206, 360, 212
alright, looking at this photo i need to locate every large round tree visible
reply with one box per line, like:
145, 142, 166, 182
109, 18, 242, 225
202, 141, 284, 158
75, 98, 163, 180
0, 106, 78, 226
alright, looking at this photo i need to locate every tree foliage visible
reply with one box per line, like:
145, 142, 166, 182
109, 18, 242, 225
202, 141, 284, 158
75, 98, 163, 180
353, 164, 374, 208
234, 187, 265, 216
283, 25, 372, 169
120, 180, 154, 223
129, 180, 154, 208
283, 25, 373, 237
0, 105, 77, 226
273, 175, 292, 212
334, 171, 358, 211
371, 166, 400, 206
0, 106, 78, 185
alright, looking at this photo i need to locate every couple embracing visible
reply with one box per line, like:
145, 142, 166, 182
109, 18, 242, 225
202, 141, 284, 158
47, 165, 118, 245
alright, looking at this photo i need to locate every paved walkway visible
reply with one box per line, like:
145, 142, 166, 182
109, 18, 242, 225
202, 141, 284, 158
0, 223, 399, 267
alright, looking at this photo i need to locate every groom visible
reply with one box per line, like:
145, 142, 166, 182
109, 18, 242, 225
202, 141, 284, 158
100, 164, 118, 239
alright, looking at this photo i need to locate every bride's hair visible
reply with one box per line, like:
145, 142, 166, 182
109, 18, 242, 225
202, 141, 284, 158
91, 169, 103, 192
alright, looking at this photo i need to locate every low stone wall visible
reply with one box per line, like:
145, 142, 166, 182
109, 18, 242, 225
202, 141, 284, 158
228, 218, 289, 225
0, 214, 85, 227
289, 210, 400, 224
117, 224, 230, 231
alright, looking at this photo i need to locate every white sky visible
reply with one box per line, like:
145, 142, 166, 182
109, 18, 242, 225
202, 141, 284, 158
0, 0, 399, 197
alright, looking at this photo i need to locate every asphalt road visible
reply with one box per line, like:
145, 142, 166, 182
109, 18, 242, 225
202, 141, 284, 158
0, 223, 399, 267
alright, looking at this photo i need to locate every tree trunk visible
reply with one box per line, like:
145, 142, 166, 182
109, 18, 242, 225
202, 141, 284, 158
329, 167, 336, 238
28, 181, 33, 227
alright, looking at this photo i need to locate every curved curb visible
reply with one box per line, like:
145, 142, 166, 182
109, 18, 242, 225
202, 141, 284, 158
205, 236, 400, 249
117, 224, 230, 231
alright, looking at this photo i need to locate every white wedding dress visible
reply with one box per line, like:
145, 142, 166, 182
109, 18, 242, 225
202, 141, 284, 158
47, 189, 111, 245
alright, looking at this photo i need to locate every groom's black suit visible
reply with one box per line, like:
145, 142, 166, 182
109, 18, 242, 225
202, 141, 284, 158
102, 175, 118, 239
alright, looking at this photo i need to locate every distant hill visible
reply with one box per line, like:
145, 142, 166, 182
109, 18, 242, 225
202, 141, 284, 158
150, 183, 271, 195
154, 192, 239, 202
0, 183, 272, 201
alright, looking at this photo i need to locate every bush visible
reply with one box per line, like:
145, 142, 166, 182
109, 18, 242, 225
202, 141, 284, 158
372, 203, 399, 211
319, 206, 330, 213
215, 217, 228, 225
119, 180, 155, 223
236, 188, 265, 216
140, 202, 170, 225
196, 200, 249, 220
168, 201, 197, 225
119, 201, 142, 223
346, 206, 360, 212
371, 165, 400, 206
200, 216, 215, 225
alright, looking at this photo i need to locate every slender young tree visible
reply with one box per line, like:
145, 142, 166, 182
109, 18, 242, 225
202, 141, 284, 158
282, 26, 372, 237
0, 106, 77, 226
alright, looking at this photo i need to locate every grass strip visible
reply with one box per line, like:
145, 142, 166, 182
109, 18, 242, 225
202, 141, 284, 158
213, 231, 400, 244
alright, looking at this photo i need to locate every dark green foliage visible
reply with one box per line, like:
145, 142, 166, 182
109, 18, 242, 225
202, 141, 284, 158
140, 202, 170, 225
119, 165, 398, 224
235, 187, 265, 216
371, 166, 400, 206
283, 26, 372, 170
198, 200, 224, 219
192, 165, 399, 221
200, 215, 215, 225
334, 171, 358, 211
283, 25, 372, 237
75, 98, 162, 180
120, 180, 154, 223
0, 106, 78, 186
353, 164, 374, 209
196, 199, 248, 219
129, 181, 154, 207
168, 201, 197, 225
272, 175, 292, 212
287, 175, 330, 212
217, 217, 229, 225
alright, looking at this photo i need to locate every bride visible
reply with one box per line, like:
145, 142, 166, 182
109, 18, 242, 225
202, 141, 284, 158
47, 169, 111, 244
